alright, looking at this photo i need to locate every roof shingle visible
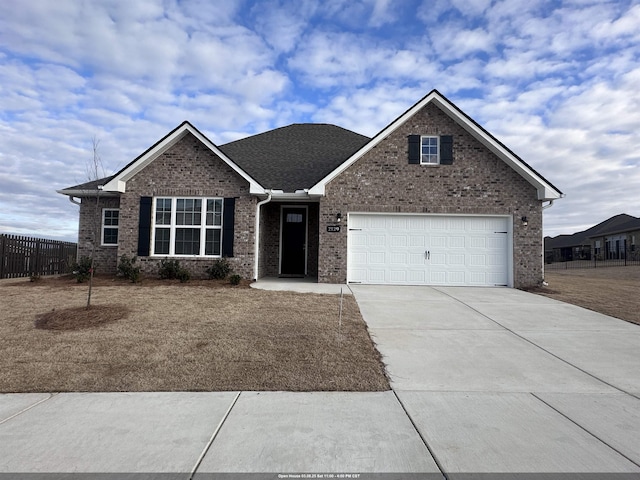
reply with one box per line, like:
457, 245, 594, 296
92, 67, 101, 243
219, 124, 370, 192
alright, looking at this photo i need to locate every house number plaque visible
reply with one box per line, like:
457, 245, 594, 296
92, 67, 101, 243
327, 225, 341, 233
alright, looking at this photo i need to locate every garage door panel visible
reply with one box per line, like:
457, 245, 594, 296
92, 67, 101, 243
448, 254, 465, 266
351, 252, 368, 266
390, 252, 408, 265
407, 270, 426, 283
409, 252, 425, 264
391, 235, 408, 247
430, 218, 447, 230
430, 252, 447, 265
470, 236, 486, 248
389, 270, 407, 283
347, 214, 510, 286
369, 252, 385, 264
469, 272, 487, 285
449, 218, 466, 231
488, 236, 507, 249
369, 234, 385, 246
469, 254, 486, 267
410, 235, 426, 247
409, 218, 427, 229
369, 269, 385, 282
447, 271, 466, 284
430, 271, 446, 284
449, 236, 465, 249
431, 236, 447, 248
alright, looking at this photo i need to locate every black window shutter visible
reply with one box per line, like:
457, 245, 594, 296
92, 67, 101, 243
440, 135, 453, 165
408, 135, 421, 164
137, 196, 152, 256
222, 197, 235, 257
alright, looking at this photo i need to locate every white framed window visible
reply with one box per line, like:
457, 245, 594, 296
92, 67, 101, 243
101, 209, 119, 246
151, 197, 223, 256
421, 136, 439, 164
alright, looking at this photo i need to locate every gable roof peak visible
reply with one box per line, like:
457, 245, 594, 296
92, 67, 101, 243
309, 89, 563, 201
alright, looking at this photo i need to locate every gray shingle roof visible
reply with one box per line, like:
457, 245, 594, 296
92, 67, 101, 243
219, 124, 370, 192
545, 213, 640, 250
58, 175, 116, 194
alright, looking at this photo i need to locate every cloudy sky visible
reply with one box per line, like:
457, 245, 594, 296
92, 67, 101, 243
1, 0, 639, 242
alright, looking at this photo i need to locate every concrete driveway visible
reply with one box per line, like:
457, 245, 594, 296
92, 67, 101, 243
2, 284, 640, 477
352, 285, 640, 475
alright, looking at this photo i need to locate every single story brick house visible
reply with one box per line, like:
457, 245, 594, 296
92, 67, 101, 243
58, 90, 562, 288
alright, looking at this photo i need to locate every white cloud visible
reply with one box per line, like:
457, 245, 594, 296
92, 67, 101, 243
251, 0, 317, 53
428, 25, 494, 60
1, 0, 640, 242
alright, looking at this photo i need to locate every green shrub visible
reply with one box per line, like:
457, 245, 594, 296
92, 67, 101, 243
117, 254, 141, 283
206, 259, 232, 280
229, 274, 242, 286
72, 256, 93, 283
158, 258, 190, 282
177, 268, 191, 283
158, 258, 181, 279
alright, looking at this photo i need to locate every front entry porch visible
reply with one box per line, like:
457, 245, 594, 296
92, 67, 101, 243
250, 276, 350, 294
257, 202, 319, 279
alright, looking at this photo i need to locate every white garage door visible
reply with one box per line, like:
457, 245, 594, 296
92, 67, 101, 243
347, 214, 511, 286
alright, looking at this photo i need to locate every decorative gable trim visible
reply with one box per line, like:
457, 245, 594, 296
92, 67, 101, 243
102, 122, 265, 195
309, 90, 563, 201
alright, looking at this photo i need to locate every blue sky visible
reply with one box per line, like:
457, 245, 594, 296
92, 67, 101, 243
1, 0, 639, 242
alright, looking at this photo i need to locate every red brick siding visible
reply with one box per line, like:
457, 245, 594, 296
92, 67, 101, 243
318, 102, 544, 288
115, 132, 256, 279
77, 196, 121, 274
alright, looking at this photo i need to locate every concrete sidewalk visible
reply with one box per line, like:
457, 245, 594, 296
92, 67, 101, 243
1, 285, 640, 478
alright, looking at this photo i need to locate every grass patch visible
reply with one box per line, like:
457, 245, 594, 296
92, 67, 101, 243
532, 265, 640, 325
0, 276, 389, 393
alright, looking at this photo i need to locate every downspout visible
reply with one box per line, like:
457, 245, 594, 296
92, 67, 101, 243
68, 196, 81, 206
253, 191, 272, 281
541, 200, 554, 285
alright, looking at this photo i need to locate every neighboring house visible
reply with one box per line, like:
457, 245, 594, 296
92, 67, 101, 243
58, 90, 562, 288
588, 215, 640, 260
545, 214, 640, 262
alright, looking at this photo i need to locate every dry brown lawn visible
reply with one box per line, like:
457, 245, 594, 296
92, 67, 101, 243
0, 276, 390, 393
530, 265, 640, 325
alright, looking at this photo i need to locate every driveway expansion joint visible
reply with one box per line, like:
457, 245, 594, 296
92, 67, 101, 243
0, 392, 57, 426
531, 392, 640, 470
432, 287, 636, 398
392, 390, 448, 480
189, 391, 241, 480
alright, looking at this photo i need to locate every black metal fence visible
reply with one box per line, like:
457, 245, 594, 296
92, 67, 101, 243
0, 234, 77, 279
546, 245, 640, 270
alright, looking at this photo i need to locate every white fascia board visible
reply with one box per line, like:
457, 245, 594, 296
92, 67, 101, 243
310, 91, 562, 201
430, 96, 562, 201
269, 191, 320, 202
102, 123, 265, 194
56, 189, 119, 197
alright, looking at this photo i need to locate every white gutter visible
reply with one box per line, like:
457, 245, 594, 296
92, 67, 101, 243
253, 191, 273, 281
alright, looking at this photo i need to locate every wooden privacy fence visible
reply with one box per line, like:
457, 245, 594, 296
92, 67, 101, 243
0, 234, 77, 279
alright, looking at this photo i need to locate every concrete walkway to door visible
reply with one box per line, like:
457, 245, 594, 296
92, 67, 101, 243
352, 285, 640, 475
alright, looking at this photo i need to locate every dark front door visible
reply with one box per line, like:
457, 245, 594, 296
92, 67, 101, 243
280, 207, 307, 276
